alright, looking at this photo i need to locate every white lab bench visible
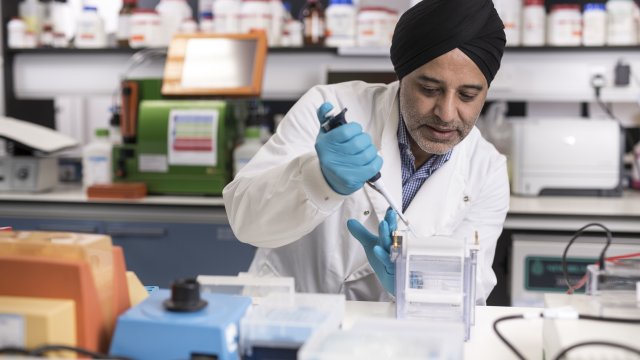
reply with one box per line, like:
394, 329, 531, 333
344, 301, 543, 359
346, 295, 639, 359
1, 188, 639, 302
507, 191, 640, 233
1, 186, 638, 223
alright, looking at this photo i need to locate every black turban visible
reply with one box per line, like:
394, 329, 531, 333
390, 0, 506, 85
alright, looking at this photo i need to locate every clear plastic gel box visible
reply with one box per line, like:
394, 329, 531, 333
298, 317, 464, 360
239, 293, 345, 356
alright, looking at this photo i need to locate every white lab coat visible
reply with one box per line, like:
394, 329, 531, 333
223, 81, 510, 303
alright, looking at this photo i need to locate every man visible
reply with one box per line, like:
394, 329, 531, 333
223, 0, 509, 304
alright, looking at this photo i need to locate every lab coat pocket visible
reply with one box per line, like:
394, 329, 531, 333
342, 262, 389, 301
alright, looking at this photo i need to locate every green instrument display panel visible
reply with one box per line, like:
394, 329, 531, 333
524, 256, 596, 293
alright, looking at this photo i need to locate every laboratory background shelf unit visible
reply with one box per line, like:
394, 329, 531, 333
2, 0, 640, 305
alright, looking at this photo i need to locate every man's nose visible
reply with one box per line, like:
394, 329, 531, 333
434, 92, 456, 123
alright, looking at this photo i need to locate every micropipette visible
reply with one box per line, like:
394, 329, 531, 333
321, 107, 413, 231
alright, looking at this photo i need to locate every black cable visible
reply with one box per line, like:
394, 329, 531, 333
553, 341, 640, 360
492, 310, 640, 360
0, 344, 134, 360
561, 223, 612, 293
579, 313, 640, 324
590, 75, 637, 154
0, 346, 30, 355
30, 344, 113, 358
596, 96, 616, 120
591, 74, 617, 120
492, 314, 535, 360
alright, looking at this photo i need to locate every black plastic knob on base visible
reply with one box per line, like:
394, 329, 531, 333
163, 278, 208, 312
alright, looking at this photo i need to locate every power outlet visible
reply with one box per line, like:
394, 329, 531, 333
588, 65, 608, 87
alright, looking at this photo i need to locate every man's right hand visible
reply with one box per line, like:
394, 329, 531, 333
314, 102, 383, 195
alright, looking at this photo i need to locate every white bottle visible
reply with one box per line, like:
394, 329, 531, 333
19, 0, 44, 38
233, 127, 262, 177
285, 20, 303, 46
130, 9, 163, 48
357, 7, 388, 47
326, 0, 356, 47
494, 0, 521, 46
199, 11, 216, 33
548, 4, 582, 46
156, 0, 192, 45
239, 0, 272, 37
382, 8, 398, 47
582, 3, 607, 46
24, 31, 37, 48
74, 6, 107, 48
214, 0, 242, 33
179, 17, 198, 33
521, 0, 545, 46
83, 128, 113, 188
50, 0, 73, 42
269, 0, 286, 46
606, 0, 638, 45
7, 17, 27, 49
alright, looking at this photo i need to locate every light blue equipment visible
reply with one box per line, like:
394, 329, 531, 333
347, 207, 397, 294
109, 288, 252, 360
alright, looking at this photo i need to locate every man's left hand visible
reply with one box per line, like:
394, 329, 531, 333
347, 207, 397, 294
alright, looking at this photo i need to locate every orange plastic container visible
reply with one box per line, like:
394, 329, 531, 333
0, 232, 131, 352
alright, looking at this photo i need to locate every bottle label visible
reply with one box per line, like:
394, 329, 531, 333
326, 12, 354, 38
86, 155, 111, 185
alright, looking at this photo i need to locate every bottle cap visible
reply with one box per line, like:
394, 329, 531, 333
95, 128, 110, 137
584, 3, 606, 11
132, 8, 159, 14
550, 4, 580, 11
524, 0, 544, 6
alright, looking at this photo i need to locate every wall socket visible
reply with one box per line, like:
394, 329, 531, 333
588, 65, 608, 87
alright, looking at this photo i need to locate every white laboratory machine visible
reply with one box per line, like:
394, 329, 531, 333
0, 117, 78, 192
510, 118, 622, 196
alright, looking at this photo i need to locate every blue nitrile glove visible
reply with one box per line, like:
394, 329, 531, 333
347, 207, 397, 294
315, 102, 383, 195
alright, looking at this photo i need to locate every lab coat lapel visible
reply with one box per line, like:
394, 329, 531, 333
364, 85, 402, 224
404, 144, 467, 236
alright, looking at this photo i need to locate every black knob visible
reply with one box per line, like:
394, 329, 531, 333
163, 278, 207, 312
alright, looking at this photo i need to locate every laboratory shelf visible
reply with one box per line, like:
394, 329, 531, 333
503, 45, 640, 52
6, 46, 340, 55
5, 47, 141, 55
7, 45, 639, 56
